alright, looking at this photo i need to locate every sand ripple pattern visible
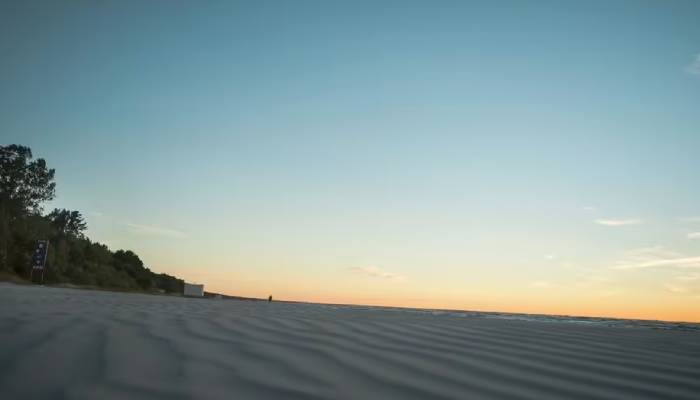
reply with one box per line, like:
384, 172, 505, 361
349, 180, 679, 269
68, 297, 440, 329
1, 284, 699, 400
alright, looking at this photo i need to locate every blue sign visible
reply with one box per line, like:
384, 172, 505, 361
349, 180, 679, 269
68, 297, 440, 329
32, 240, 49, 270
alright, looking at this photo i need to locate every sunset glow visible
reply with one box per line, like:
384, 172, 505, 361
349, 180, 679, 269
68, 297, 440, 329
3, 1, 700, 323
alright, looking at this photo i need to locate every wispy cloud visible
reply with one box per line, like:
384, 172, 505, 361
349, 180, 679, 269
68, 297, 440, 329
529, 281, 552, 289
688, 232, 700, 240
664, 283, 689, 294
626, 246, 682, 258
595, 218, 642, 226
612, 247, 700, 270
544, 254, 556, 260
683, 216, 700, 223
582, 206, 596, 212
614, 257, 700, 270
124, 223, 187, 238
686, 53, 700, 75
675, 273, 700, 281
349, 266, 404, 280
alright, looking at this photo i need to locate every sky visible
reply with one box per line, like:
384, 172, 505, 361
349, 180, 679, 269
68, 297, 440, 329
2, 0, 700, 322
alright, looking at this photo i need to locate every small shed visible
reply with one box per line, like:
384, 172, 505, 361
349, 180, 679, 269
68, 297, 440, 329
183, 283, 204, 297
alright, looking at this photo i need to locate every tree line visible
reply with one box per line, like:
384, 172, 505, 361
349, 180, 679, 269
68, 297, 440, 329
0, 144, 184, 293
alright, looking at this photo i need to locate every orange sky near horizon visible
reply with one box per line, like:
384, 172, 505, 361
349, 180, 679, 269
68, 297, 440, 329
162, 265, 700, 323
4, 0, 700, 328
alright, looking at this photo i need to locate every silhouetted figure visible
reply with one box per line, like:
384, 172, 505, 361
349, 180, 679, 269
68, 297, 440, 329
268, 295, 272, 302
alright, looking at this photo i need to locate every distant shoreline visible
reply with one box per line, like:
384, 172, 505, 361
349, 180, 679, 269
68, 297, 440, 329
2, 275, 698, 328
285, 300, 700, 329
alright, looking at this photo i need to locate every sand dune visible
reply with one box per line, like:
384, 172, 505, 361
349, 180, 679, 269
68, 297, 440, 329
1, 283, 699, 399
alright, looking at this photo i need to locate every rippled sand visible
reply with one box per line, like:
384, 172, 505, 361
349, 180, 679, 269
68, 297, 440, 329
1, 283, 699, 400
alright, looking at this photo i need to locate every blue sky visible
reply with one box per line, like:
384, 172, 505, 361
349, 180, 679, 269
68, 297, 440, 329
2, 1, 700, 320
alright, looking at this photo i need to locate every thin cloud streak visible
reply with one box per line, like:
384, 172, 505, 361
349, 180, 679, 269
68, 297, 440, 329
687, 232, 700, 240
664, 284, 689, 294
687, 53, 700, 75
614, 256, 700, 270
349, 266, 404, 280
675, 273, 700, 281
124, 223, 187, 239
611, 246, 700, 270
595, 219, 642, 226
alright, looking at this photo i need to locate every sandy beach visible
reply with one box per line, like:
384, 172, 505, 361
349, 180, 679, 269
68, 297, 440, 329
1, 283, 698, 400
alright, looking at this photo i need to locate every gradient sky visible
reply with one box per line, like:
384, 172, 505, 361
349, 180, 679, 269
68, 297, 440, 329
2, 1, 700, 322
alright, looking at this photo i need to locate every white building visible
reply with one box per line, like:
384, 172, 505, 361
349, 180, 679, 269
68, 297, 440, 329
183, 283, 204, 297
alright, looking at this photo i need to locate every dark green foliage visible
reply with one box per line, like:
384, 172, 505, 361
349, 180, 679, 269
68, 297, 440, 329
113, 250, 153, 290
0, 145, 56, 269
154, 273, 185, 293
0, 145, 55, 214
47, 209, 87, 238
0, 144, 185, 293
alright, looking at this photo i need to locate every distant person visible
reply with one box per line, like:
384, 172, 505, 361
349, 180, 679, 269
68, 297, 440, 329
268, 295, 272, 302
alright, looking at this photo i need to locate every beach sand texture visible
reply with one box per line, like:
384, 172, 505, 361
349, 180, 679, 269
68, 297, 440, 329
1, 283, 699, 400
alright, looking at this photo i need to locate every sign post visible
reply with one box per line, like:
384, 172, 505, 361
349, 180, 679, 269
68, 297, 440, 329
30, 240, 49, 284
